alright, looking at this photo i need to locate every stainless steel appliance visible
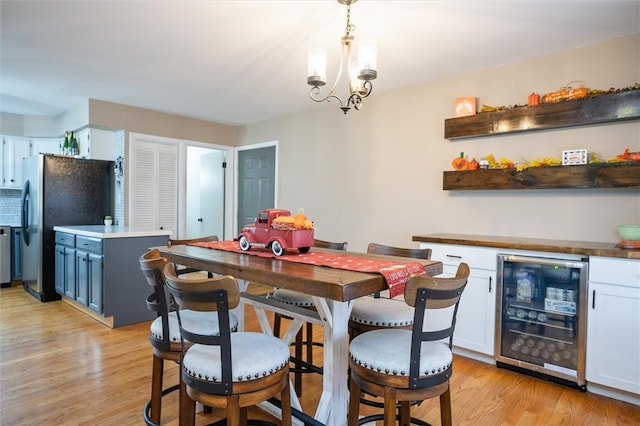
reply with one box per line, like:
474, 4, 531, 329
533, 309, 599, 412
21, 154, 113, 301
0, 226, 10, 287
11, 227, 21, 281
496, 254, 589, 390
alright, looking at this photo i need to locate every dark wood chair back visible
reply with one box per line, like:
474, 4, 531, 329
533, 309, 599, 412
139, 249, 172, 351
364, 242, 432, 300
367, 242, 432, 259
314, 238, 348, 250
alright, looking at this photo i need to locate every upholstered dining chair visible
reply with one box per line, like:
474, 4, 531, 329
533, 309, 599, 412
270, 238, 348, 396
348, 262, 470, 426
138, 248, 238, 425
164, 263, 293, 426
348, 243, 433, 339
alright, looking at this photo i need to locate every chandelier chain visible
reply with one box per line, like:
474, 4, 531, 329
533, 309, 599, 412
345, 2, 355, 38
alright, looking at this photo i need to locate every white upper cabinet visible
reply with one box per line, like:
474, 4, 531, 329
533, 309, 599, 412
2, 136, 31, 188
75, 128, 116, 161
31, 138, 62, 155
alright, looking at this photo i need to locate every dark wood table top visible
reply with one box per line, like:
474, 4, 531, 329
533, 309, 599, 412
157, 244, 443, 302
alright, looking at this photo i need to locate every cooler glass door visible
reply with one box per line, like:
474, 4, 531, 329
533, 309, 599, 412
496, 254, 588, 387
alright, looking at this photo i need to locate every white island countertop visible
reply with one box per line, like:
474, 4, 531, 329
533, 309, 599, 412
53, 225, 173, 239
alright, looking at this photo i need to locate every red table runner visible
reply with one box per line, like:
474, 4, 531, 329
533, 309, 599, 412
188, 240, 426, 298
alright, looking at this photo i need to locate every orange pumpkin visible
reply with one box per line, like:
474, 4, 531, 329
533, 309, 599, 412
468, 158, 479, 170
452, 152, 469, 171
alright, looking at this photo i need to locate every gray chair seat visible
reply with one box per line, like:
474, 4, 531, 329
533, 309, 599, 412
270, 289, 315, 307
183, 332, 290, 382
350, 296, 414, 327
350, 329, 452, 376
150, 310, 239, 342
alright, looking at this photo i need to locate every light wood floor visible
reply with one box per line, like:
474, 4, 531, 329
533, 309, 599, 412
1, 283, 638, 425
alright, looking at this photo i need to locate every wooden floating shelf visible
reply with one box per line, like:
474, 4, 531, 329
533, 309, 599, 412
445, 90, 640, 139
442, 162, 640, 190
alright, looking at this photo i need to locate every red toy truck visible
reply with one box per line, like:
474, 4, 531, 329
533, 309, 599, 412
237, 209, 314, 256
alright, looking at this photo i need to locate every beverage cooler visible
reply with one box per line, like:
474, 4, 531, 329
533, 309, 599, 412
495, 254, 588, 390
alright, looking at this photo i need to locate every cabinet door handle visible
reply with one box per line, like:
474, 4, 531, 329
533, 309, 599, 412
488, 276, 492, 293
445, 254, 462, 259
592, 289, 596, 309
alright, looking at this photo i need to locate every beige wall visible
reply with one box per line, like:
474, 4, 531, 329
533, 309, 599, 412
0, 99, 236, 147
236, 34, 640, 252
88, 99, 236, 146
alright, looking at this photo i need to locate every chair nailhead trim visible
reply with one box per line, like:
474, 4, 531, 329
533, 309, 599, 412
183, 361, 288, 383
351, 319, 413, 326
350, 354, 451, 377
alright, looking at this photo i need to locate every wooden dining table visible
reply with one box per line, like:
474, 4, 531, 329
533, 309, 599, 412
156, 244, 443, 426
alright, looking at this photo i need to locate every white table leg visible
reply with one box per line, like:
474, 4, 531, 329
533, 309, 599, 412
313, 298, 352, 425
243, 291, 353, 425
236, 279, 248, 331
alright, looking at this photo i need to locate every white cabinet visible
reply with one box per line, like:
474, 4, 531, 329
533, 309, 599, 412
75, 128, 116, 161
421, 243, 497, 360
31, 138, 61, 155
586, 256, 640, 403
1, 136, 31, 188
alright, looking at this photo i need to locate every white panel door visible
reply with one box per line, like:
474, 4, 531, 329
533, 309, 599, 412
185, 147, 225, 239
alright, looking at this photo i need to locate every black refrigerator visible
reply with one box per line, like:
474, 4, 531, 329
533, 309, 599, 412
21, 154, 114, 302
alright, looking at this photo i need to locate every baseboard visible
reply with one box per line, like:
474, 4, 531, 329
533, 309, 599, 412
61, 296, 114, 328
452, 346, 496, 365
587, 382, 640, 406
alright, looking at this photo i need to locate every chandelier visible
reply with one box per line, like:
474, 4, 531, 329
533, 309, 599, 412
307, 0, 377, 114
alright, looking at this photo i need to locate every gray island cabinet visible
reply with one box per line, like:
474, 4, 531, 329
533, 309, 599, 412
54, 225, 171, 327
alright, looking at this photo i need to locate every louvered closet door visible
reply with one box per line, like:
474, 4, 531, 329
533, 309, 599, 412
129, 139, 177, 235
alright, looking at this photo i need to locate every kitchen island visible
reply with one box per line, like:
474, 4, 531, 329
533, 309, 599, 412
53, 225, 172, 327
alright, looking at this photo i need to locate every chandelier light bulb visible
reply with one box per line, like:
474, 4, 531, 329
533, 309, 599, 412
349, 60, 366, 95
357, 39, 377, 81
308, 48, 327, 87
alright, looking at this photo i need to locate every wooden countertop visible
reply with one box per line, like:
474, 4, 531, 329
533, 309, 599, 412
412, 233, 640, 260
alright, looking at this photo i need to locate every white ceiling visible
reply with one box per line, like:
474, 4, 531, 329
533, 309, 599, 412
1, 0, 639, 127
